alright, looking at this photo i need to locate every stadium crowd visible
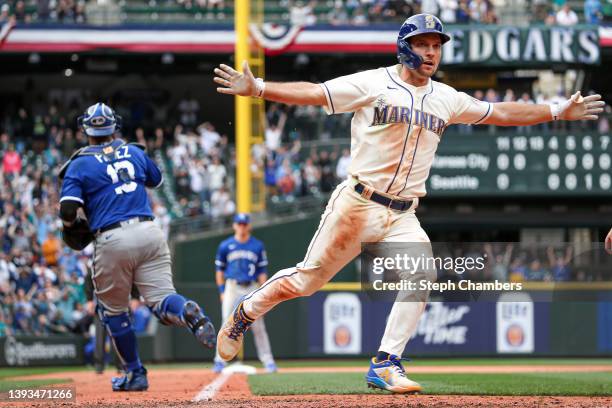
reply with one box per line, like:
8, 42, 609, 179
0, 0, 606, 25
425, 242, 607, 283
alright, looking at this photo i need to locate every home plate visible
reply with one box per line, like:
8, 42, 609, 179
222, 362, 258, 375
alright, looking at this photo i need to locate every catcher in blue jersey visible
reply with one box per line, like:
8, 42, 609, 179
213, 213, 276, 373
59, 102, 216, 392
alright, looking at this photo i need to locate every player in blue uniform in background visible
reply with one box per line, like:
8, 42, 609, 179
59, 103, 216, 391
213, 213, 276, 373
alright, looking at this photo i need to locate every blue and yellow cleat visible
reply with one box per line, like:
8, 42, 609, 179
265, 362, 278, 373
217, 301, 254, 362
112, 367, 149, 392
365, 355, 422, 394
213, 361, 226, 374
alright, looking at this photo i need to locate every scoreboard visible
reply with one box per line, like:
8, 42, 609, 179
427, 132, 611, 196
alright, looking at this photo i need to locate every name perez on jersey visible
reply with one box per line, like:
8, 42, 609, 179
370, 105, 446, 136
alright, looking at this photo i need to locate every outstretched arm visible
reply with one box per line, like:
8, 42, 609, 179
214, 61, 327, 106
481, 92, 604, 126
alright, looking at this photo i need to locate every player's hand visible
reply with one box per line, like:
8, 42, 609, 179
214, 61, 258, 97
559, 91, 604, 121
606, 228, 612, 255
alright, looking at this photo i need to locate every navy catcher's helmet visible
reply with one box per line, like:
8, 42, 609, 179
77, 102, 122, 137
397, 14, 451, 70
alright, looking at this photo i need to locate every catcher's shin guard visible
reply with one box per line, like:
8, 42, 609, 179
102, 312, 143, 373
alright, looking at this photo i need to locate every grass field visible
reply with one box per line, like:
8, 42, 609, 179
248, 372, 612, 396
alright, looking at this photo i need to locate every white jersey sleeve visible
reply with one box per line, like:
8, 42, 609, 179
319, 70, 378, 115
448, 91, 493, 125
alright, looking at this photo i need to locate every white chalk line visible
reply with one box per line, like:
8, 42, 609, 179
192, 372, 232, 402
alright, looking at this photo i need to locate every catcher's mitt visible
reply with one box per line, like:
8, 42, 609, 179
62, 217, 94, 251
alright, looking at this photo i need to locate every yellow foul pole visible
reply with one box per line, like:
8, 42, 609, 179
235, 0, 251, 213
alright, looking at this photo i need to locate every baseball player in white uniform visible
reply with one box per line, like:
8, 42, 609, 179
212, 13, 604, 393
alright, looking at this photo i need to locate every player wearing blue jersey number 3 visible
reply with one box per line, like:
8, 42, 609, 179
213, 213, 277, 373
214, 14, 605, 393
58, 103, 216, 392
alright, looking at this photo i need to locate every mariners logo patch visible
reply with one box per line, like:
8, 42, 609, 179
425, 15, 436, 29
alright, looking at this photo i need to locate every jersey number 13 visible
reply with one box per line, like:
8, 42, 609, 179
106, 161, 137, 195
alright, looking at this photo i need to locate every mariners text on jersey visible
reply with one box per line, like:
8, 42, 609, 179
370, 104, 446, 136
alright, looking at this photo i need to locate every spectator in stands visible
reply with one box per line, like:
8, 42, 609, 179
351, 7, 369, 26
210, 185, 235, 219
2, 144, 22, 177
265, 110, 287, 153
508, 258, 527, 282
14, 267, 38, 294
484, 243, 513, 282
0, 4, 11, 23
198, 122, 221, 156
547, 246, 572, 281
317, 150, 335, 193
556, 3, 578, 26
13, 1, 30, 23
328, 4, 349, 25
178, 92, 200, 129
208, 156, 227, 194
527, 259, 550, 281
264, 159, 278, 197
289, 0, 317, 26
335, 148, 351, 181
438, 0, 460, 24
276, 159, 296, 198
41, 230, 61, 267
421, 0, 439, 16
455, 0, 470, 23
0, 308, 12, 337
584, 0, 602, 24
531, 0, 549, 22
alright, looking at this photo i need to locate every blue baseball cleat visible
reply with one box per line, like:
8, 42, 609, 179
265, 362, 278, 373
213, 361, 226, 373
112, 367, 149, 392
183, 301, 216, 349
365, 355, 422, 394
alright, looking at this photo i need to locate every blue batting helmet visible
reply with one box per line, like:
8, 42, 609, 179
77, 102, 122, 137
397, 14, 451, 70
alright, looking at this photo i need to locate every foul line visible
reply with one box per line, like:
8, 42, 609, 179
193, 372, 232, 402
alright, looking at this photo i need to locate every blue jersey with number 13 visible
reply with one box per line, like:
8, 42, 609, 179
60, 139, 162, 230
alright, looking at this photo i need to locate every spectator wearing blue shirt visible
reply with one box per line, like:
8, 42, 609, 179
584, 0, 602, 24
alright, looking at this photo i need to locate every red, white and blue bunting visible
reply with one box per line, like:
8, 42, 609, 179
1, 23, 611, 53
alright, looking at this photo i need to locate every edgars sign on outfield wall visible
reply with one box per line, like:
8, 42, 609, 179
442, 26, 600, 66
